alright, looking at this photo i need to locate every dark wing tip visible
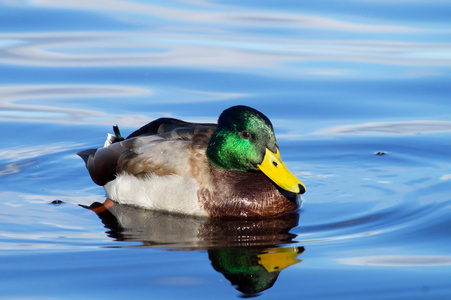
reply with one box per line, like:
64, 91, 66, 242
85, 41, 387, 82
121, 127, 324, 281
77, 147, 118, 186
77, 149, 97, 165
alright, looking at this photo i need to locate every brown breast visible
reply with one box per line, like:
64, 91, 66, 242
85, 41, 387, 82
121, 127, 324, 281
198, 167, 300, 218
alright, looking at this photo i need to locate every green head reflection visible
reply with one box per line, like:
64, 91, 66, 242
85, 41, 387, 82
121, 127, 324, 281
209, 247, 305, 296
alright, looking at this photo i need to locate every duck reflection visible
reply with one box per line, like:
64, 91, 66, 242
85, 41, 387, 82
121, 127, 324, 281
82, 199, 305, 296
209, 247, 304, 296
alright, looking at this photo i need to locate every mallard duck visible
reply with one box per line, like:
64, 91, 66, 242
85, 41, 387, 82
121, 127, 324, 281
78, 105, 306, 218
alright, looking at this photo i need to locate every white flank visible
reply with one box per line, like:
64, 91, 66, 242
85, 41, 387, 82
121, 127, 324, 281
104, 172, 208, 217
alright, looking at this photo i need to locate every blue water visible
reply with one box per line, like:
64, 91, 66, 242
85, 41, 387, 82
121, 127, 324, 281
1, 1, 451, 299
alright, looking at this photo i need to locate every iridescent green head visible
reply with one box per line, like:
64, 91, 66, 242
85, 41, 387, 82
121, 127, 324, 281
207, 105, 276, 172
207, 105, 306, 194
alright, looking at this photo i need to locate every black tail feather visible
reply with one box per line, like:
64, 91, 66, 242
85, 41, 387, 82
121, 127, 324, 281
113, 125, 125, 142
77, 149, 97, 165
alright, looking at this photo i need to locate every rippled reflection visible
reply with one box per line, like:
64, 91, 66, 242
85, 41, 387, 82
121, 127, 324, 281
83, 199, 304, 296
340, 256, 451, 267
313, 120, 451, 135
1, 0, 449, 76
0, 84, 151, 124
1, 31, 448, 72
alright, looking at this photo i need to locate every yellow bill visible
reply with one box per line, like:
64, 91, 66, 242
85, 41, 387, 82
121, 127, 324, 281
257, 148, 306, 194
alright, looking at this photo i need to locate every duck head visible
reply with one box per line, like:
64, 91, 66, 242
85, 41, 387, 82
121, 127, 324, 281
207, 105, 306, 194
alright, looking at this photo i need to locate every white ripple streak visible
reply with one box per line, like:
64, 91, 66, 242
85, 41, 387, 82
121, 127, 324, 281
312, 120, 451, 135
0, 84, 152, 125
0, 32, 449, 68
25, 0, 420, 33
340, 256, 451, 266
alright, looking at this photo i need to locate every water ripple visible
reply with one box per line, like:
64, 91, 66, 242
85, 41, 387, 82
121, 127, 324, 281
312, 120, 451, 135
0, 32, 449, 72
296, 198, 450, 246
340, 255, 451, 267
15, 0, 422, 33
0, 84, 151, 124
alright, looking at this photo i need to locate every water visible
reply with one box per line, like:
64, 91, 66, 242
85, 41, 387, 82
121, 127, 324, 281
1, 1, 450, 299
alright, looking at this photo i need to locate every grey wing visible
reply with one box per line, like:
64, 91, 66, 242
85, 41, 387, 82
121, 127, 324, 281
126, 117, 216, 139
78, 125, 215, 186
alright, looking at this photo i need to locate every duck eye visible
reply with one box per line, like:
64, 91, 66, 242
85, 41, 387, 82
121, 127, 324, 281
240, 131, 251, 139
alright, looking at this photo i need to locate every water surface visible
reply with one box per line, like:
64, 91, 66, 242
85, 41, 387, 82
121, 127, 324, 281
0, 0, 450, 299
